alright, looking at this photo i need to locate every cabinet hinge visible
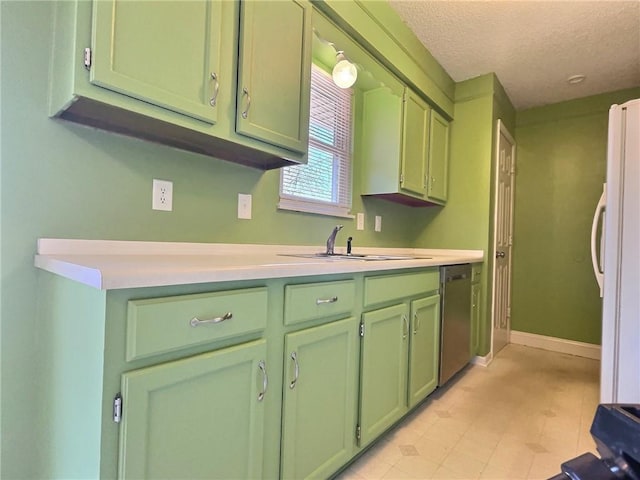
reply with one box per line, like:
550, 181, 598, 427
359, 322, 365, 337
113, 393, 122, 423
356, 424, 361, 441
84, 47, 92, 69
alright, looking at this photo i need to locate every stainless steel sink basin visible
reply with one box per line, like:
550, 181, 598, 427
278, 253, 430, 261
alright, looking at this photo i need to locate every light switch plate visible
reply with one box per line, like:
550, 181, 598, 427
356, 213, 365, 231
238, 193, 252, 220
374, 215, 382, 232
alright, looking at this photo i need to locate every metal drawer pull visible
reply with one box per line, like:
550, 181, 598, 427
241, 88, 251, 119
209, 72, 219, 107
316, 296, 338, 305
413, 312, 419, 335
190, 311, 232, 327
289, 352, 299, 389
258, 360, 268, 401
402, 314, 409, 339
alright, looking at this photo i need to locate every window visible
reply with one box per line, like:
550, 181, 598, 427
279, 64, 353, 218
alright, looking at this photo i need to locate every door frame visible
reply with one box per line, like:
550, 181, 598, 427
490, 119, 516, 359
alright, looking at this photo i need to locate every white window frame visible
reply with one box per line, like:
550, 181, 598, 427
278, 64, 354, 218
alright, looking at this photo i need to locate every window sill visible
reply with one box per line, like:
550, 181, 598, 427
278, 198, 354, 219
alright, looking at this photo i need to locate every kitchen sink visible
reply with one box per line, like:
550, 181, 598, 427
278, 253, 430, 261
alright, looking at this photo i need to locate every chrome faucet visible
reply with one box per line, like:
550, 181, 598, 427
326, 225, 344, 255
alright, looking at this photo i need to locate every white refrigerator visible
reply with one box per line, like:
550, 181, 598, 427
591, 98, 640, 403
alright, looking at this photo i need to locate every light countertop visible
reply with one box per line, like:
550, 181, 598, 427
34, 239, 484, 290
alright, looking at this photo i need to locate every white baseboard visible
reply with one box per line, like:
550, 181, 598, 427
471, 352, 493, 367
510, 330, 601, 360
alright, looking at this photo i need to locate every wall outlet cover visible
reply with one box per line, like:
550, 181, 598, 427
356, 213, 365, 231
152, 179, 173, 211
374, 215, 382, 232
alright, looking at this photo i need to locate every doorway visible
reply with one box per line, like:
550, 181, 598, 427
491, 120, 516, 356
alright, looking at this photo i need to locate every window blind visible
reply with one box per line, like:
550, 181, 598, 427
279, 64, 353, 218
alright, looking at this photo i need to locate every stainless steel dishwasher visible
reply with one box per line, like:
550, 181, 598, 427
439, 264, 472, 385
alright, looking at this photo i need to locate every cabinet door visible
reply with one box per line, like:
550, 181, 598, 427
359, 304, 409, 446
91, 0, 222, 124
236, 0, 312, 153
281, 317, 357, 479
427, 110, 450, 203
471, 283, 481, 356
400, 89, 430, 197
408, 295, 441, 408
118, 340, 267, 479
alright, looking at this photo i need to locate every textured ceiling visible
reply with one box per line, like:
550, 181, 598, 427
388, 0, 640, 110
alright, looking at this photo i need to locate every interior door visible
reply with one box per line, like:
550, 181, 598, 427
492, 120, 516, 355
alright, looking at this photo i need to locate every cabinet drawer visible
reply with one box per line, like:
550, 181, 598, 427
127, 287, 268, 361
364, 269, 439, 308
284, 280, 355, 326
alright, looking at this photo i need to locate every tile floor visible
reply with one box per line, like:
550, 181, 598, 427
336, 344, 600, 480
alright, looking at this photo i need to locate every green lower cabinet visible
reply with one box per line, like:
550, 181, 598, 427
118, 339, 267, 480
471, 283, 481, 356
408, 295, 441, 408
358, 303, 409, 447
280, 317, 358, 480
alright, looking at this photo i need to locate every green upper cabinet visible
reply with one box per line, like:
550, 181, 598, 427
427, 110, 450, 204
408, 294, 440, 408
118, 340, 267, 480
236, 0, 312, 153
281, 317, 358, 480
361, 85, 449, 206
401, 89, 430, 197
91, 0, 222, 125
49, 0, 308, 169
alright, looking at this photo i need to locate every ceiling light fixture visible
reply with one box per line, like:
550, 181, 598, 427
567, 74, 586, 85
332, 51, 357, 89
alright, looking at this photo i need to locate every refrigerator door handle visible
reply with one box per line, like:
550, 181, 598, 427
590, 184, 606, 297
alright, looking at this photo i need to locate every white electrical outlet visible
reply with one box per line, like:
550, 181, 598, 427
238, 193, 252, 219
152, 179, 173, 211
374, 215, 382, 232
356, 213, 365, 231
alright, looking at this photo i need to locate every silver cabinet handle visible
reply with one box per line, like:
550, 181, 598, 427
496, 251, 506, 258
241, 87, 251, 119
258, 360, 268, 401
402, 314, 409, 339
209, 72, 219, 107
190, 311, 232, 327
289, 352, 299, 389
412, 312, 419, 335
316, 296, 338, 305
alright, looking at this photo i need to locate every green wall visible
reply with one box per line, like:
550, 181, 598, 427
511, 87, 640, 344
0, 2, 423, 477
413, 74, 516, 355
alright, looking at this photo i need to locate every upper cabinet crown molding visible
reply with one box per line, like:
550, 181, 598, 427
313, 0, 454, 118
